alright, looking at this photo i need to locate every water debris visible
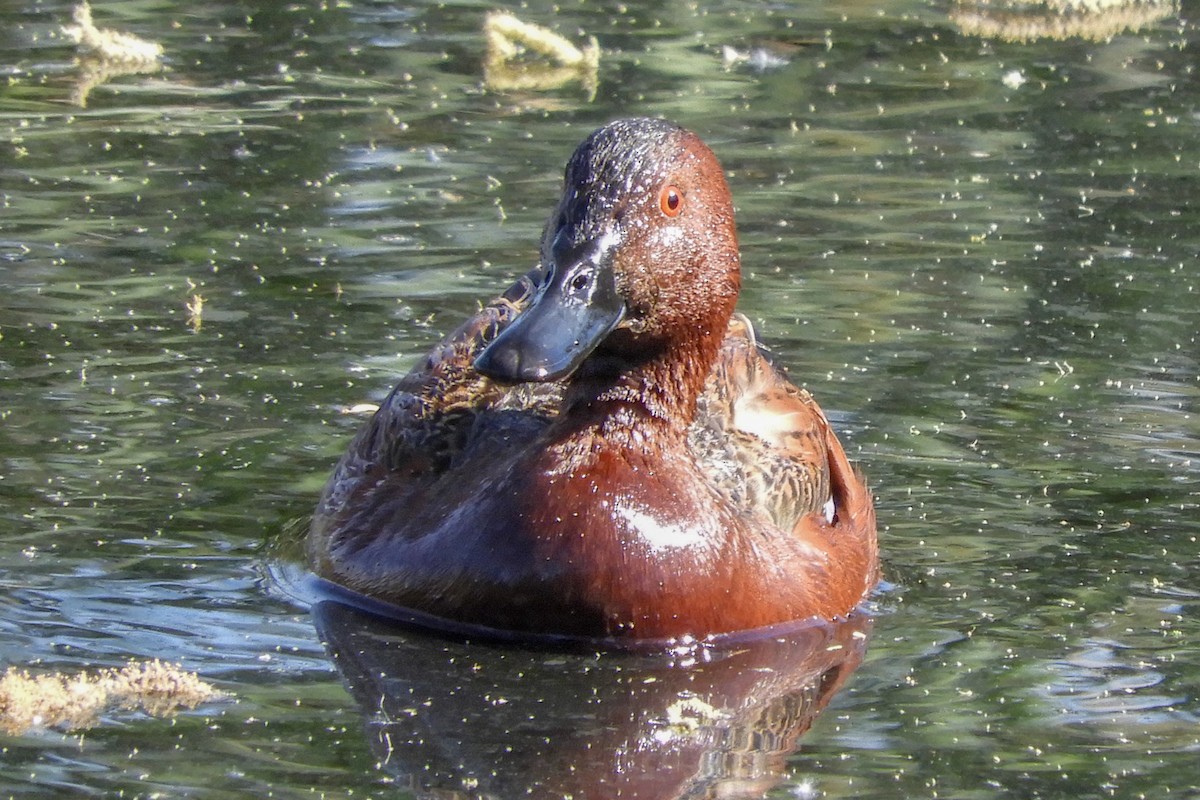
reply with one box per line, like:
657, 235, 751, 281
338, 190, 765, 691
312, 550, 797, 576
62, 3, 164, 64
483, 12, 599, 99
721, 45, 791, 73
0, 660, 221, 735
61, 3, 164, 107
344, 403, 381, 416
1001, 69, 1028, 89
186, 287, 205, 333
951, 0, 1178, 41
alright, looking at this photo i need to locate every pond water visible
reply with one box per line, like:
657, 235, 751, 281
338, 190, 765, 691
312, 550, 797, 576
2, 0, 1198, 797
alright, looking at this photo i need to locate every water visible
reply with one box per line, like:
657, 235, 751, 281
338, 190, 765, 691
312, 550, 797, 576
1, 0, 1197, 797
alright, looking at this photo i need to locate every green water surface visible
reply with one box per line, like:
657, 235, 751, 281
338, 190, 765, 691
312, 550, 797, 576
1, 0, 1197, 797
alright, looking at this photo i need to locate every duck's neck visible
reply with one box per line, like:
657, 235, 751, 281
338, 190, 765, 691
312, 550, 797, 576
559, 321, 725, 441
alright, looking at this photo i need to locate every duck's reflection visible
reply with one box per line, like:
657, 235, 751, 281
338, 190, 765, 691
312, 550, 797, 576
313, 600, 871, 799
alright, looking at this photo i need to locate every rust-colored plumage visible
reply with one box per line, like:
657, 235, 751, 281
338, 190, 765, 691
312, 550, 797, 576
309, 118, 878, 642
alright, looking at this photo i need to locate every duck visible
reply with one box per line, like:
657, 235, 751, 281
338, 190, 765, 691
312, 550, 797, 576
308, 117, 878, 642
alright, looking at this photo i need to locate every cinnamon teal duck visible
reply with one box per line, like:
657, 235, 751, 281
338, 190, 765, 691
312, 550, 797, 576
309, 117, 878, 642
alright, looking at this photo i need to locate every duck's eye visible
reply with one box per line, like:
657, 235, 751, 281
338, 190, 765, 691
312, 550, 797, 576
658, 184, 683, 217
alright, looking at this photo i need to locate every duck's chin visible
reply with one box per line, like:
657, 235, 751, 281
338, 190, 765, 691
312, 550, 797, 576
594, 325, 671, 363
567, 337, 665, 388
564, 353, 632, 402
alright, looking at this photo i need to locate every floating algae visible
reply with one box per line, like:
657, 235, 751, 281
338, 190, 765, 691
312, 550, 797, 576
951, 0, 1177, 41
0, 660, 221, 735
61, 2, 164, 106
483, 12, 599, 99
62, 2, 163, 63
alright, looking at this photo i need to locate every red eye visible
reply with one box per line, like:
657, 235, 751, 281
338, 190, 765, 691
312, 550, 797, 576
659, 184, 683, 217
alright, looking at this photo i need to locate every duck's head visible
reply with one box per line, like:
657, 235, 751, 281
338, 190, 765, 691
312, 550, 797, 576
475, 118, 741, 384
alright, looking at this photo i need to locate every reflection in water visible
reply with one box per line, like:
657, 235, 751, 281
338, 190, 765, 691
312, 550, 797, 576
312, 600, 871, 799
68, 55, 163, 108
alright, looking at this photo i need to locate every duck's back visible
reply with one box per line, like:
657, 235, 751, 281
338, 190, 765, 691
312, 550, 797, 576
690, 313, 837, 532
314, 268, 554, 501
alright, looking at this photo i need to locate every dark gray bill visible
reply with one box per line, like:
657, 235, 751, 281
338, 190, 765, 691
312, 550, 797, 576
474, 236, 625, 383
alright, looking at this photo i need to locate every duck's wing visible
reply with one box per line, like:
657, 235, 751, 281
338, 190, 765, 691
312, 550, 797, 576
316, 267, 563, 518
690, 314, 857, 533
